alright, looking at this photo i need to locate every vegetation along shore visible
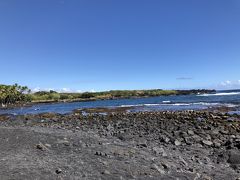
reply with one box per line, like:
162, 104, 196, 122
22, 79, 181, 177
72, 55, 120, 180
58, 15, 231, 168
0, 83, 216, 108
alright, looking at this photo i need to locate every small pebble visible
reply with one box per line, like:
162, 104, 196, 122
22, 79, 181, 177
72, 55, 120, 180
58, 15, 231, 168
55, 168, 62, 174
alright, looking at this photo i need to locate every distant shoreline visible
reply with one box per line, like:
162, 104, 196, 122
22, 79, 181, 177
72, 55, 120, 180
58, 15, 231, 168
28, 89, 217, 104
0, 89, 216, 109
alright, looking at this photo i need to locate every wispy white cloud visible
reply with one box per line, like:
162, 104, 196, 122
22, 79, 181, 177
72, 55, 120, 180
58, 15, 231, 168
32, 87, 40, 92
31, 87, 93, 93
59, 88, 71, 93
55, 88, 83, 93
32, 87, 54, 92
217, 80, 240, 89
220, 80, 231, 86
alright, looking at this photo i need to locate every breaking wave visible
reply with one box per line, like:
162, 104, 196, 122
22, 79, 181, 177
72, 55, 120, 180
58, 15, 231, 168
119, 102, 236, 108
162, 101, 171, 103
198, 92, 240, 97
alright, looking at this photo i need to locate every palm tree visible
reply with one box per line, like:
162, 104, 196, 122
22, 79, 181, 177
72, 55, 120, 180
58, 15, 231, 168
0, 84, 31, 107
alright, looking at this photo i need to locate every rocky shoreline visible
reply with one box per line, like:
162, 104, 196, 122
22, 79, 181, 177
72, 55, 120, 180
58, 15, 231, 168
0, 110, 239, 179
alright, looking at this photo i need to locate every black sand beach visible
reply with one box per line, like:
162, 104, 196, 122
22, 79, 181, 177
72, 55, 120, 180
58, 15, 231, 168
0, 110, 239, 179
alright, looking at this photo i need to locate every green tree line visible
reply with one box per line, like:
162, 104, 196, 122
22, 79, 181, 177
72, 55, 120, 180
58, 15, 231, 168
0, 84, 31, 107
0, 84, 216, 106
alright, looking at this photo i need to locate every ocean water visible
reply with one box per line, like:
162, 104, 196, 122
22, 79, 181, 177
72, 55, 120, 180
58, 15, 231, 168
0, 90, 240, 115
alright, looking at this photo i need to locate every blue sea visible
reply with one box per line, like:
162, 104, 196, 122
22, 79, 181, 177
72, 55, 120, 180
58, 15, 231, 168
0, 90, 240, 115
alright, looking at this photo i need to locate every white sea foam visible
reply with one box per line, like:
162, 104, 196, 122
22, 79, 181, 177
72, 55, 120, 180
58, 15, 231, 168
192, 102, 220, 106
120, 102, 238, 108
143, 104, 162, 106
162, 101, 171, 103
120, 105, 142, 107
120, 104, 160, 107
224, 104, 239, 108
165, 103, 190, 106
198, 92, 240, 97
120, 103, 191, 107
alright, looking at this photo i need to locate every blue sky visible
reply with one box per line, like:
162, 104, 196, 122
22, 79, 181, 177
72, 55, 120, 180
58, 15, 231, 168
0, 0, 240, 92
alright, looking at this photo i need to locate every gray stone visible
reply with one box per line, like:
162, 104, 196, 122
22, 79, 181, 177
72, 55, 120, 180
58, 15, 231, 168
220, 130, 229, 135
202, 140, 213, 146
36, 143, 48, 151
152, 164, 165, 174
228, 151, 240, 165
174, 140, 181, 146
161, 136, 170, 143
36, 144, 44, 150
187, 130, 194, 135
55, 168, 62, 174
152, 147, 167, 157
184, 137, 193, 145
102, 170, 110, 175
213, 142, 221, 148
45, 144, 51, 148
